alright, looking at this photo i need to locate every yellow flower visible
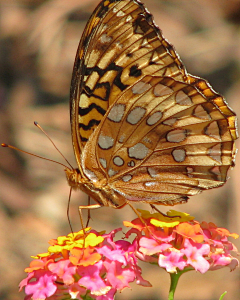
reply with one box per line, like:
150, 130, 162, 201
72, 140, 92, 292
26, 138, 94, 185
137, 209, 194, 228
48, 228, 104, 254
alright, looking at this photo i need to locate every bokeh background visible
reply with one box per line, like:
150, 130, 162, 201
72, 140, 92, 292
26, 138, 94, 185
1, 0, 240, 299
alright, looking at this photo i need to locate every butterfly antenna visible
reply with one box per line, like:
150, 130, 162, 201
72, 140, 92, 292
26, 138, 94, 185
1, 143, 70, 169
34, 121, 73, 169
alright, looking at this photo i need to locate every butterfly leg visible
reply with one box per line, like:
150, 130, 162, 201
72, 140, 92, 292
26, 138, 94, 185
78, 204, 102, 209
78, 202, 102, 229
87, 196, 91, 227
76, 203, 101, 251
150, 204, 181, 219
126, 201, 157, 237
67, 187, 74, 234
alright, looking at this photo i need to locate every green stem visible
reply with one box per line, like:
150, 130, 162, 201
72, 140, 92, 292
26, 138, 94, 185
168, 269, 192, 300
168, 272, 182, 300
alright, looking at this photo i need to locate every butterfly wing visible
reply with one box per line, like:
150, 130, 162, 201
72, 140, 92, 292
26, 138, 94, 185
70, 0, 237, 207
82, 75, 237, 205
70, 0, 189, 170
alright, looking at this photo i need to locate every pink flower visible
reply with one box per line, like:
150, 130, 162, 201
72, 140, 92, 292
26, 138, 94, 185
24, 271, 57, 300
181, 239, 210, 273
104, 260, 135, 289
159, 249, 186, 273
20, 228, 150, 300
139, 237, 172, 256
97, 245, 127, 265
48, 259, 76, 285
77, 261, 109, 294
125, 210, 239, 275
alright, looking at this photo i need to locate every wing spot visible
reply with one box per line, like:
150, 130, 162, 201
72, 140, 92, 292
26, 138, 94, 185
118, 134, 126, 143
132, 81, 151, 94
163, 118, 177, 126
186, 167, 194, 178
142, 38, 152, 48
205, 121, 221, 140
128, 143, 149, 160
146, 111, 163, 125
108, 168, 118, 177
176, 91, 192, 105
108, 104, 125, 122
145, 182, 156, 187
172, 149, 186, 162
126, 15, 132, 22
167, 129, 187, 143
113, 156, 124, 166
100, 33, 112, 43
98, 134, 114, 150
209, 144, 222, 163
194, 105, 211, 120
99, 158, 107, 168
122, 174, 132, 182
127, 107, 146, 125
128, 160, 135, 167
115, 41, 123, 49
116, 10, 125, 17
148, 167, 158, 178
154, 84, 173, 96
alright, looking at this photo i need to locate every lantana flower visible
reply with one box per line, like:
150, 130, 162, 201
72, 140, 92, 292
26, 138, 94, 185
20, 210, 239, 300
124, 209, 239, 299
19, 227, 151, 300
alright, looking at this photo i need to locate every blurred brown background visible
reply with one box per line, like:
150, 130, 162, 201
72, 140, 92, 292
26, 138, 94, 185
1, 0, 240, 299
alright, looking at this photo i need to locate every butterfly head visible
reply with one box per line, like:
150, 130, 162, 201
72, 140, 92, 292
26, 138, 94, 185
65, 167, 83, 190
64, 167, 126, 208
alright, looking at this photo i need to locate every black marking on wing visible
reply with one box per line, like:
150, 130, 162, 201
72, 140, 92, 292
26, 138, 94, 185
85, 63, 129, 92
79, 119, 101, 130
129, 64, 142, 77
85, 62, 122, 77
80, 136, 88, 142
79, 103, 106, 116
84, 82, 111, 101
113, 68, 129, 91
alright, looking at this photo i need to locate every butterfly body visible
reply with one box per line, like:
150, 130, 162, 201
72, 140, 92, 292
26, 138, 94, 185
67, 0, 238, 209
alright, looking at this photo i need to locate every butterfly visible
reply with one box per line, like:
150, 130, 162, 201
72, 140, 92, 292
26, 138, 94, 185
65, 0, 238, 209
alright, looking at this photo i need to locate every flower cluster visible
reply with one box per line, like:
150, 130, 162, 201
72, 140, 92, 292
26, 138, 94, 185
19, 227, 151, 300
19, 210, 239, 300
124, 210, 239, 274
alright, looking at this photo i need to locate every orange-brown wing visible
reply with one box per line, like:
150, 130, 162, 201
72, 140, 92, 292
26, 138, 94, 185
82, 75, 237, 205
70, 0, 187, 169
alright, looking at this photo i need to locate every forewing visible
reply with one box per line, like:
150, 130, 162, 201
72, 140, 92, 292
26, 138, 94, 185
70, 0, 188, 168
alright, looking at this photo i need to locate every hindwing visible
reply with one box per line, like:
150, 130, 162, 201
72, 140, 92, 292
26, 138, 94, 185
82, 75, 237, 205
